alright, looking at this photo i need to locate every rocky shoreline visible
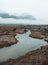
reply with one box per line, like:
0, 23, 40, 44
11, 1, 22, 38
0, 25, 48, 65
0, 26, 27, 48
0, 35, 18, 48
30, 32, 45, 39
29, 25, 48, 43
0, 25, 48, 47
0, 45, 48, 65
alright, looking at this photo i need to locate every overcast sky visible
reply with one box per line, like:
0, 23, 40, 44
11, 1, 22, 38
0, 0, 48, 20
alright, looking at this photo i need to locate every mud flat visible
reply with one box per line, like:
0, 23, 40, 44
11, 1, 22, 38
0, 45, 48, 65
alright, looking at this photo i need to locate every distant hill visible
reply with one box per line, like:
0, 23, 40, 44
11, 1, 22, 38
0, 13, 36, 20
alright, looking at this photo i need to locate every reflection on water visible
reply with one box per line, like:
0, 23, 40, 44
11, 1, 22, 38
0, 30, 47, 62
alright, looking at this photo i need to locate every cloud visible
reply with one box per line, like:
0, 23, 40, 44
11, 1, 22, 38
0, 13, 36, 20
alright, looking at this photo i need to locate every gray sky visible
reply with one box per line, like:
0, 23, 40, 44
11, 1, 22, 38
0, 0, 48, 20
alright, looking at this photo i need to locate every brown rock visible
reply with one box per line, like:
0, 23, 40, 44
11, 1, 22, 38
0, 35, 18, 48
30, 32, 45, 39
0, 45, 48, 65
16, 29, 27, 34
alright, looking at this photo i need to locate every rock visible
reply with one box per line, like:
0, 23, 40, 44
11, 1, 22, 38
16, 29, 27, 34
41, 59, 48, 65
0, 35, 18, 48
30, 32, 45, 39
44, 37, 48, 43
0, 25, 48, 64
0, 45, 48, 65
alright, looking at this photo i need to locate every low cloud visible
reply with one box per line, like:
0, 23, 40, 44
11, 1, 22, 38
0, 13, 36, 20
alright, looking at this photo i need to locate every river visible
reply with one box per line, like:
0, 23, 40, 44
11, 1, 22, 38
0, 30, 47, 62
